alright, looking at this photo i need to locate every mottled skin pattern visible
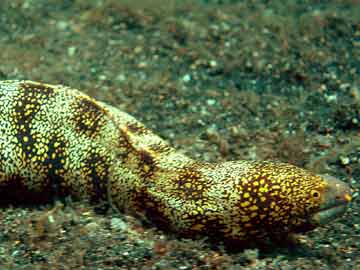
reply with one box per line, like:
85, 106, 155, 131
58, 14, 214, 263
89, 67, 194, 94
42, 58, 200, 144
0, 80, 351, 241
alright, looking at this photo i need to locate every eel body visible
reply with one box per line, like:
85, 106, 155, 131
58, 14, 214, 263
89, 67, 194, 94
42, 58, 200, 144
0, 80, 352, 241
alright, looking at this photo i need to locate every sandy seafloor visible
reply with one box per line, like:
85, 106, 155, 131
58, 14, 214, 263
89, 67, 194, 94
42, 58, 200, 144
0, 0, 359, 269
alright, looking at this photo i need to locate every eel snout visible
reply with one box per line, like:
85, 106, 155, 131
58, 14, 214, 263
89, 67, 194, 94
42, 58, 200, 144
310, 175, 352, 226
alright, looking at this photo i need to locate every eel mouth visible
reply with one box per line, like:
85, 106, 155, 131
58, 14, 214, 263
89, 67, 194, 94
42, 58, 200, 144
310, 203, 349, 226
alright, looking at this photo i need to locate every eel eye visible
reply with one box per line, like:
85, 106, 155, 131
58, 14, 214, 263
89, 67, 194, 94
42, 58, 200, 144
311, 190, 321, 199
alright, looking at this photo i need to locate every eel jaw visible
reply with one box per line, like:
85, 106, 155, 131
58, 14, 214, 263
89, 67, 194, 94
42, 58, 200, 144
309, 175, 352, 226
310, 203, 348, 226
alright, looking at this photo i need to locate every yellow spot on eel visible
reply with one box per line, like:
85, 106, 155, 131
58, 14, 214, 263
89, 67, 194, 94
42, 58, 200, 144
0, 80, 352, 241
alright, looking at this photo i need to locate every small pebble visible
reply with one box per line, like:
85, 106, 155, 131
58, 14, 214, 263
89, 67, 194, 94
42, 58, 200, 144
340, 156, 350, 165
116, 74, 126, 81
207, 99, 216, 106
84, 222, 100, 235
138, 61, 147, 68
11, 250, 20, 256
56, 21, 68, 30
111, 217, 127, 231
182, 74, 191, 82
67, 46, 76, 56
339, 83, 350, 90
325, 94, 337, 102
99, 75, 107, 81
48, 215, 55, 223
209, 60, 217, 67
